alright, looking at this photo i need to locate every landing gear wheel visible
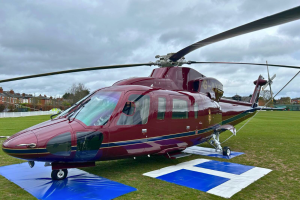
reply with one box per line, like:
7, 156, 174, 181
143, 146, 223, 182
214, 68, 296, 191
223, 146, 231, 156
51, 169, 68, 180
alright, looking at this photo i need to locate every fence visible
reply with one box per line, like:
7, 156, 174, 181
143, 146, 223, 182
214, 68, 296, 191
0, 111, 58, 118
274, 104, 300, 111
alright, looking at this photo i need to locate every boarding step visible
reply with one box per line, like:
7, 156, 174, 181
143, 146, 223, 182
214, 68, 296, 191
167, 152, 192, 159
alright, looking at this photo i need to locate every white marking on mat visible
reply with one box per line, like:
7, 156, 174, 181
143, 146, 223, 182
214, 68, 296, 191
143, 159, 272, 199
143, 159, 209, 178
207, 167, 272, 198
184, 166, 237, 179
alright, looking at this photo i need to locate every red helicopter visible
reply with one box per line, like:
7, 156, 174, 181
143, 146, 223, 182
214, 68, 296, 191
1, 6, 300, 180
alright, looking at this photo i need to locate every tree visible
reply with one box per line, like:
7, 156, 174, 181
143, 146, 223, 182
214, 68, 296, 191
31, 94, 40, 111
62, 92, 72, 99
62, 101, 71, 107
8, 104, 15, 112
278, 97, 291, 105
0, 104, 5, 112
260, 90, 274, 107
260, 90, 272, 101
63, 83, 90, 105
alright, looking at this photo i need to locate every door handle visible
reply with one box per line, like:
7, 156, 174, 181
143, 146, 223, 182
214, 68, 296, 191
186, 126, 190, 131
142, 129, 147, 135
16, 143, 36, 148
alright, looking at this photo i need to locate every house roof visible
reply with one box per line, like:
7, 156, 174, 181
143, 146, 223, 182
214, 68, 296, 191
241, 96, 251, 102
2, 91, 34, 99
3, 91, 15, 98
0, 93, 8, 97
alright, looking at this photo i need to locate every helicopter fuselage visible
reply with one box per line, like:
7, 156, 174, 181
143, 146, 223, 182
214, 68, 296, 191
2, 67, 261, 166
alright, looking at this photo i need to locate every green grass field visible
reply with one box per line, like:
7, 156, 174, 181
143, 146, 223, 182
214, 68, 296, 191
0, 112, 299, 199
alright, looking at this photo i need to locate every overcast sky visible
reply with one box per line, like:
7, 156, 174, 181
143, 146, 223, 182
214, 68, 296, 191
0, 0, 300, 99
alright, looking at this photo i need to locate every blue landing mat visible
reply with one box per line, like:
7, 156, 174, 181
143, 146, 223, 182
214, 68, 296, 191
157, 169, 229, 192
0, 162, 136, 200
144, 159, 272, 198
195, 160, 254, 175
206, 151, 244, 159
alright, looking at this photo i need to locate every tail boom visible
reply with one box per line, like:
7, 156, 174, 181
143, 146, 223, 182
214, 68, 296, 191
250, 75, 268, 105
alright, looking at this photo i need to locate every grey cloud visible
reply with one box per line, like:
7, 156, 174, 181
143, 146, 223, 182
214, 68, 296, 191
278, 23, 300, 38
199, 33, 300, 61
0, 0, 300, 99
158, 29, 198, 46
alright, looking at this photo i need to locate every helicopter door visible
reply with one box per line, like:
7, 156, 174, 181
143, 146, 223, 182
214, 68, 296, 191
168, 94, 194, 147
144, 95, 171, 154
109, 91, 154, 157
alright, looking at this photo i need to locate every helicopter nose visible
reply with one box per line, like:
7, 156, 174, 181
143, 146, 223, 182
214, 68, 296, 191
2, 130, 38, 159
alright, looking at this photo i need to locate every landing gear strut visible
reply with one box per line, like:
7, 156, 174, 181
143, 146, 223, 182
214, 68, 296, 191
51, 169, 68, 180
209, 132, 231, 156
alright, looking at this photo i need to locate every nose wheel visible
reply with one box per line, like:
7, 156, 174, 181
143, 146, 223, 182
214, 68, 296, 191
51, 169, 68, 180
222, 146, 231, 156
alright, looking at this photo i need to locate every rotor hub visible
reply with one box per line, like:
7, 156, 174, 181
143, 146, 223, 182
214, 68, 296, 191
154, 53, 189, 67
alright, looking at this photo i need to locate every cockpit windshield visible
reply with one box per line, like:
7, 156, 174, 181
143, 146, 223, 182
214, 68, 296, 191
74, 91, 122, 126
56, 93, 93, 118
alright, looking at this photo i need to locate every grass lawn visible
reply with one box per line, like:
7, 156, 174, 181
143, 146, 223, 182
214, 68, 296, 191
0, 111, 299, 199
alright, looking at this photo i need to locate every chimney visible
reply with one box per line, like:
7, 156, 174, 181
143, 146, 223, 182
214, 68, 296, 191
22, 93, 25, 97
50, 96, 53, 99
10, 89, 14, 94
44, 95, 47, 97
0, 87, 3, 93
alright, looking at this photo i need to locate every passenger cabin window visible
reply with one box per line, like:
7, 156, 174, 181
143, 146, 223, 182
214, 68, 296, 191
172, 99, 188, 119
157, 97, 166, 120
46, 132, 72, 156
194, 103, 198, 119
117, 94, 150, 125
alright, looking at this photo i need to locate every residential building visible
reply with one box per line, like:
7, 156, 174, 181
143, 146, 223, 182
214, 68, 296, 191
0, 87, 8, 104
38, 94, 52, 106
277, 97, 291, 104
291, 98, 300, 104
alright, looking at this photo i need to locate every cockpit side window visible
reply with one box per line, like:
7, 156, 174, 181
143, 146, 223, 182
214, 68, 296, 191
75, 91, 122, 126
117, 94, 150, 125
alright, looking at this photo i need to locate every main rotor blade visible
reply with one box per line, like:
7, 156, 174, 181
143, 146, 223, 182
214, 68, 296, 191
0, 63, 153, 83
169, 6, 300, 61
189, 61, 300, 69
